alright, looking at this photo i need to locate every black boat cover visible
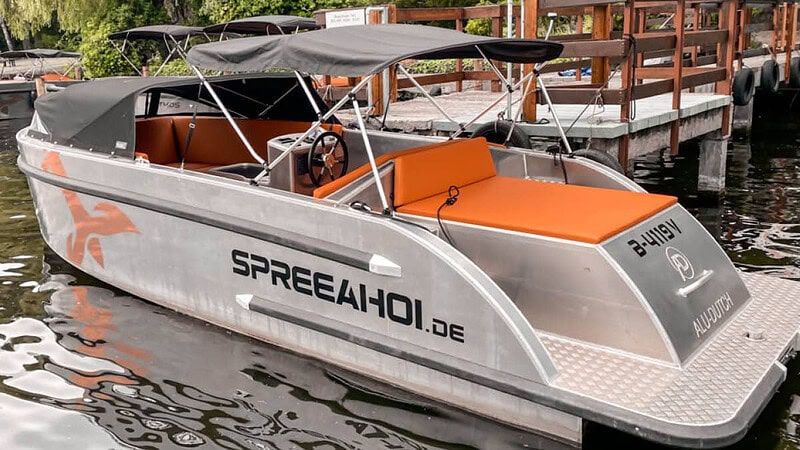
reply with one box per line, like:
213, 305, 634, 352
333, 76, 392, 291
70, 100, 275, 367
108, 25, 205, 41
33, 74, 329, 157
187, 24, 564, 76
1, 49, 80, 59
203, 15, 320, 35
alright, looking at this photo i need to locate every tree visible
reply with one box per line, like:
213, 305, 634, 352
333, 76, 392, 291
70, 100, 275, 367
0, 0, 113, 39
79, 0, 167, 77
0, 14, 13, 50
199, 0, 315, 23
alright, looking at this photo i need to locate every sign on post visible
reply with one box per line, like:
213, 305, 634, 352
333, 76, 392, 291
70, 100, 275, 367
325, 9, 367, 28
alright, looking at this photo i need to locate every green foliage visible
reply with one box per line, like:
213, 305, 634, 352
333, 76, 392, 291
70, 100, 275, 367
79, 0, 166, 78
464, 17, 490, 36
199, 0, 315, 23
394, 0, 480, 8
151, 58, 193, 76
0, 0, 114, 38
407, 58, 474, 74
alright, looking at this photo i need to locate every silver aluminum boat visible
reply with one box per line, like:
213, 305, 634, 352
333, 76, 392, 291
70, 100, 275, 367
16, 24, 800, 448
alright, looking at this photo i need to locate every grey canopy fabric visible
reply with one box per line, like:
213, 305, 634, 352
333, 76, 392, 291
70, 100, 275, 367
187, 24, 563, 76
1, 49, 80, 59
33, 74, 330, 157
108, 25, 205, 41
203, 15, 320, 35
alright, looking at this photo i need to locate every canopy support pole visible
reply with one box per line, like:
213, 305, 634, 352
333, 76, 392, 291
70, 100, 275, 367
396, 64, 459, 125
175, 43, 266, 166
475, 46, 516, 96
250, 74, 376, 185
506, 0, 513, 118
451, 71, 532, 140
295, 70, 322, 119
154, 37, 181, 76
258, 83, 299, 117
352, 97, 391, 213
537, 75, 573, 153
109, 39, 143, 76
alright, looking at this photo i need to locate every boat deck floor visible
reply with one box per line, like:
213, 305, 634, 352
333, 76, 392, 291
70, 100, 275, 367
540, 272, 800, 426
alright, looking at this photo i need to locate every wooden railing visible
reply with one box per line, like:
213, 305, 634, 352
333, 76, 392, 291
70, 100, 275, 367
314, 1, 798, 153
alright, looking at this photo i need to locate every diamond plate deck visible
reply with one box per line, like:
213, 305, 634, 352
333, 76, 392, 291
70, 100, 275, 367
541, 272, 800, 425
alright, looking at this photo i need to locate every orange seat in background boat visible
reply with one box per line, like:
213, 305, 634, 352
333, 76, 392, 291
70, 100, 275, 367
391, 138, 677, 244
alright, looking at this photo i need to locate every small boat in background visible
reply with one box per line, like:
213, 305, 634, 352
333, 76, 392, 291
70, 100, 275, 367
0, 49, 81, 121
203, 15, 320, 36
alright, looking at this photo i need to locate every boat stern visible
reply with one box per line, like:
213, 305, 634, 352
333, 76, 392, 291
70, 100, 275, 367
542, 271, 800, 447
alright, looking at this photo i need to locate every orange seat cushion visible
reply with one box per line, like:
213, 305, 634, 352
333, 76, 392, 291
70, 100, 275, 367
392, 137, 495, 207
311, 138, 481, 200
397, 176, 677, 244
135, 117, 179, 165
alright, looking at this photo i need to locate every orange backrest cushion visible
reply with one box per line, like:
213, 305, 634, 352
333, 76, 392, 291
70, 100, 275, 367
134, 117, 178, 164
392, 137, 495, 207
311, 138, 476, 200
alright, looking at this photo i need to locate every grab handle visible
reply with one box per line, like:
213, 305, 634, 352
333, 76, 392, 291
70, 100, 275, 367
676, 270, 714, 298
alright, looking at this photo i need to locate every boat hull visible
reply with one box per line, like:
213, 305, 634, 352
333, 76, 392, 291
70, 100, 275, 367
17, 128, 800, 448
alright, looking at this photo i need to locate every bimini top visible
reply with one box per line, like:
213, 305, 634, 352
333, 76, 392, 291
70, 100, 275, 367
1, 48, 80, 59
187, 24, 564, 76
108, 25, 206, 41
203, 15, 320, 35
33, 74, 329, 158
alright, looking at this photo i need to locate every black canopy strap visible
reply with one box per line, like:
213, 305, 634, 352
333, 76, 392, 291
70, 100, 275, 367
180, 83, 204, 171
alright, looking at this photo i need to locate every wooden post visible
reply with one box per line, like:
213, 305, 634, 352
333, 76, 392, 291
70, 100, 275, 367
387, 3, 398, 104
738, 4, 748, 71
369, 9, 385, 116
718, 0, 738, 137
786, 3, 798, 81
591, 4, 612, 85
74, 64, 83, 80
620, 0, 636, 171
621, 0, 635, 124
782, 2, 789, 52
491, 16, 502, 92
522, 0, 538, 122
772, 4, 780, 56
689, 5, 700, 93
670, 0, 686, 155
456, 18, 464, 92
34, 77, 45, 97
636, 7, 646, 85
576, 14, 584, 81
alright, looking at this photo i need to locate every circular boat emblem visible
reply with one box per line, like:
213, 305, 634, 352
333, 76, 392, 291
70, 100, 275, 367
665, 246, 694, 281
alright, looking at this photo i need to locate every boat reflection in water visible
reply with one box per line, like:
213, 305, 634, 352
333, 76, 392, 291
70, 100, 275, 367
34, 246, 568, 449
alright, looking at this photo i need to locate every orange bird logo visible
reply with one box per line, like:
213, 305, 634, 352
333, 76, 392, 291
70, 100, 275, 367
41, 151, 138, 267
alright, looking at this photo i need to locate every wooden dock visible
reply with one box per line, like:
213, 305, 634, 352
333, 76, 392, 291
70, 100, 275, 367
317, 0, 800, 195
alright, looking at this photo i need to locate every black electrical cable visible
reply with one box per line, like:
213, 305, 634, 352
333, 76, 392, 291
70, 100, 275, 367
436, 185, 460, 247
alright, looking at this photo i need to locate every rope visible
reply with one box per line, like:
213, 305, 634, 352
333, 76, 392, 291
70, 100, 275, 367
436, 185, 460, 247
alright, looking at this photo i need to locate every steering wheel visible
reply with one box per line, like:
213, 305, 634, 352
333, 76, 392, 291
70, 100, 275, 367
308, 131, 349, 187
